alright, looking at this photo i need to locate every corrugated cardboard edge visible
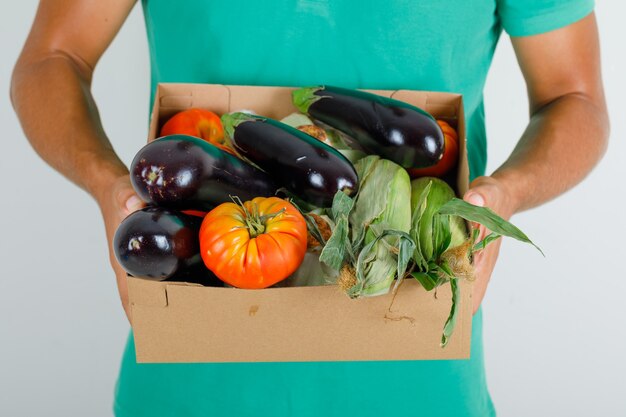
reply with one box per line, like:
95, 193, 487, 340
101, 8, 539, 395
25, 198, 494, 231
133, 83, 473, 363
129, 278, 472, 363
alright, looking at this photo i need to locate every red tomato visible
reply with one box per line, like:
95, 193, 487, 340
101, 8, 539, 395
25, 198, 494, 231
181, 210, 208, 218
160, 108, 235, 154
407, 120, 459, 178
199, 197, 308, 289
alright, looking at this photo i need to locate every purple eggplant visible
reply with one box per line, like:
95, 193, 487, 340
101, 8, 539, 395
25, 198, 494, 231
131, 135, 278, 210
292, 86, 444, 169
113, 207, 220, 285
221, 113, 359, 207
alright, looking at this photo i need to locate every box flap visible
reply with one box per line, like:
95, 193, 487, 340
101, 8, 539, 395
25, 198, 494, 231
149, 84, 231, 141
130, 277, 472, 363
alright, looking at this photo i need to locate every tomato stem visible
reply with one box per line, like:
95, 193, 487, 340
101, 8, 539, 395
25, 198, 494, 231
229, 195, 286, 238
246, 218, 266, 238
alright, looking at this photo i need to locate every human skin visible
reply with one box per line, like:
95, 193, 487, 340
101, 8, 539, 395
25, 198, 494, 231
465, 15, 609, 312
11, 1, 609, 320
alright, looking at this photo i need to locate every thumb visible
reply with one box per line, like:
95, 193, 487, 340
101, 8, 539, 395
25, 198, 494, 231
464, 190, 485, 207
114, 181, 145, 217
463, 190, 487, 241
124, 194, 144, 215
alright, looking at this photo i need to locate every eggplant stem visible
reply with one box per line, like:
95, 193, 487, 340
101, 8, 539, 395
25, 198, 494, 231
292, 86, 324, 114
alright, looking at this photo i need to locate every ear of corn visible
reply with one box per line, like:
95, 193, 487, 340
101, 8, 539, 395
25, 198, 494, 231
346, 156, 412, 297
410, 177, 467, 264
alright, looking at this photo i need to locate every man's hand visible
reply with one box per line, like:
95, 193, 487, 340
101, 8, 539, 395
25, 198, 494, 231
97, 175, 144, 323
463, 13, 609, 313
11, 0, 138, 320
463, 176, 518, 314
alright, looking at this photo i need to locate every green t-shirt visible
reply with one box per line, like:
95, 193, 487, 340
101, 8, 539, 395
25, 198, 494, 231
114, 1, 593, 416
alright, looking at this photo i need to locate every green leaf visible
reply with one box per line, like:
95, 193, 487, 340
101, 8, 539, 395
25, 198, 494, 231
279, 252, 333, 287
438, 198, 544, 255
319, 216, 349, 271
292, 87, 324, 114
410, 181, 432, 269
410, 181, 432, 231
338, 149, 368, 165
413, 248, 428, 272
412, 272, 438, 291
277, 188, 320, 213
343, 232, 357, 264
438, 260, 454, 279
353, 233, 384, 296
352, 229, 415, 298
392, 231, 417, 293
351, 158, 411, 243
427, 260, 440, 271
351, 222, 367, 251
396, 232, 416, 278
428, 271, 445, 288
331, 190, 355, 221
354, 155, 380, 187
473, 232, 502, 252
441, 277, 461, 347
432, 214, 452, 259
471, 227, 480, 245
325, 129, 352, 150
220, 112, 260, 141
280, 112, 314, 128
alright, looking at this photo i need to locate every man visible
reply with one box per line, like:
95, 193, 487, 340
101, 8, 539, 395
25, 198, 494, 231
11, 1, 609, 415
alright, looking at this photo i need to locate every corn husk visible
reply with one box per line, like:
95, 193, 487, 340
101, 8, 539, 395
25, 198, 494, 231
410, 177, 467, 265
318, 155, 413, 298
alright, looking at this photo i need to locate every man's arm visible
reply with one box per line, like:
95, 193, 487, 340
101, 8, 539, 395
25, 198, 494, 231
491, 12, 609, 213
11, 0, 137, 202
11, 0, 142, 320
465, 12, 609, 312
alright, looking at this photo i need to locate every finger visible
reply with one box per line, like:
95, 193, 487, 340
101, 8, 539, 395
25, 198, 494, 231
464, 190, 485, 208
110, 175, 144, 217
470, 224, 488, 245
463, 190, 487, 242
472, 239, 503, 310
110, 254, 132, 323
470, 248, 492, 314
124, 195, 144, 215
464, 192, 485, 227
470, 259, 487, 314
471, 227, 501, 270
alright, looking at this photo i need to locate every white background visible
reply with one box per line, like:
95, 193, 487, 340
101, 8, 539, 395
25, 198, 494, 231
1, 2, 624, 416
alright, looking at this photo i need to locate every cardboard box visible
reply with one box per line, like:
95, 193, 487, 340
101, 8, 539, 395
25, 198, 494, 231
128, 83, 472, 363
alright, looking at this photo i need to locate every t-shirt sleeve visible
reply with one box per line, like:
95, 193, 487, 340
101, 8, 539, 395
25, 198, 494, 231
497, 0, 595, 37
